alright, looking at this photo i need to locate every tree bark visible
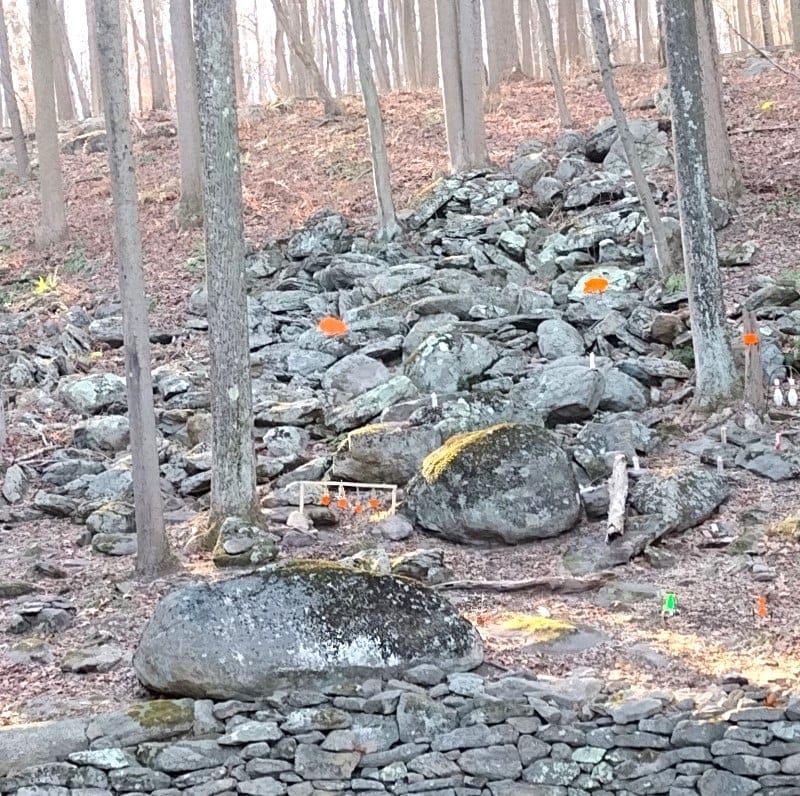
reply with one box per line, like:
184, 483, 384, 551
696, 0, 741, 202
232, 0, 245, 102
85, 0, 102, 114
535, 0, 573, 128
484, 0, 519, 90
349, 0, 399, 240
49, 0, 75, 120
95, 0, 175, 579
400, 0, 420, 87
142, 0, 167, 109
193, 0, 260, 539
30, 0, 67, 247
664, 0, 739, 410
169, 0, 203, 226
418, 0, 439, 86
587, 0, 674, 278
760, 0, 774, 45
0, 0, 29, 179
435, 0, 489, 172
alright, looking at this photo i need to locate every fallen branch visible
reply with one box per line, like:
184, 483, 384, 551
606, 452, 628, 543
730, 125, 795, 135
434, 572, 615, 594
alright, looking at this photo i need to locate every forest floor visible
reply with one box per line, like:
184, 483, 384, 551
2, 55, 800, 725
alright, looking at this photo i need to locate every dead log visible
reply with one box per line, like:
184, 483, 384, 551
605, 452, 628, 542
433, 572, 615, 594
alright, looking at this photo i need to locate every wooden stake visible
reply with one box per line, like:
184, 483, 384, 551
606, 452, 628, 543
743, 309, 766, 417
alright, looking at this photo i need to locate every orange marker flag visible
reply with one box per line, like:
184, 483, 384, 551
318, 316, 348, 336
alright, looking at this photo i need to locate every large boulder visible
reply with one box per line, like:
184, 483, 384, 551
407, 423, 581, 544
405, 333, 498, 394
59, 373, 127, 415
133, 563, 483, 699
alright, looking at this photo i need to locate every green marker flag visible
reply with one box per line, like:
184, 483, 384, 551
662, 592, 677, 615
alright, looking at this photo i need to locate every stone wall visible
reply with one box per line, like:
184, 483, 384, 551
2, 669, 800, 796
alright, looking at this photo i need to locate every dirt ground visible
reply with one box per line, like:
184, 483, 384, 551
1, 55, 800, 725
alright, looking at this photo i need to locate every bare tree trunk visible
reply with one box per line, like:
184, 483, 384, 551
53, 2, 91, 118
349, 0, 399, 240
154, 0, 171, 106
418, 0, 439, 86
485, 0, 519, 90
194, 0, 260, 540
0, 0, 29, 179
636, 0, 653, 61
30, 0, 67, 247
587, 0, 674, 277
95, 0, 175, 579
270, 0, 342, 114
252, 0, 266, 100
561, 0, 581, 72
793, 0, 800, 48
274, 25, 291, 96
401, 0, 420, 87
518, 0, 534, 76
288, 1, 308, 95
435, 0, 489, 172
344, 0, 357, 92
656, 0, 666, 65
170, 0, 203, 225
736, 0, 749, 45
760, 0, 774, 44
232, 0, 245, 102
326, 0, 341, 93
364, 3, 391, 91
664, 0, 739, 410
50, 0, 75, 120
142, 0, 167, 109
535, 0, 573, 127
696, 0, 741, 202
128, 1, 146, 113
85, 0, 102, 114
380, 0, 402, 87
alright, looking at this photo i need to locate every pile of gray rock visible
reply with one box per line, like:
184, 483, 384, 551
3, 668, 800, 795
1, 118, 799, 561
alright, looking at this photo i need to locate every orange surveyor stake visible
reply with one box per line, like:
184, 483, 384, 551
318, 316, 348, 336
756, 595, 768, 618
583, 276, 610, 294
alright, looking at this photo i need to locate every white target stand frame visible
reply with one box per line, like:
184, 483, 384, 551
298, 480, 398, 516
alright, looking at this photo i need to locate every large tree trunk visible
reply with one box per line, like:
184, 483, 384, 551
0, 0, 29, 179
759, 0, 774, 45
30, 0, 67, 247
85, 0, 102, 114
95, 0, 175, 579
169, 0, 203, 225
435, 0, 489, 172
49, 0, 75, 120
535, 0, 573, 128
696, 0, 741, 202
587, 0, 673, 277
418, 0, 439, 86
400, 0, 420, 87
194, 0, 260, 540
664, 0, 739, 410
349, 0, 398, 241
270, 0, 342, 115
142, 0, 167, 109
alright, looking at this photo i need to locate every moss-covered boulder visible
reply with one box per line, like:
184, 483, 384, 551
133, 562, 483, 699
407, 423, 581, 544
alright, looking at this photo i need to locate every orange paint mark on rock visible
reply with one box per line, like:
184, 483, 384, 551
318, 316, 348, 336
583, 276, 610, 295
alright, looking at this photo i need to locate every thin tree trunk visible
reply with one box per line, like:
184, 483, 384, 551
142, 0, 167, 109
326, 0, 341, 94
696, 0, 741, 202
792, 0, 800, 48
380, 0, 402, 87
344, 0, 356, 92
664, 0, 739, 410
400, 0, 420, 87
349, 0, 399, 240
274, 23, 290, 96
252, 0, 266, 100
561, 0, 581, 72
154, 0, 171, 106
518, 0, 534, 76
737, 0, 749, 45
86, 0, 102, 114
288, 1, 308, 95
656, 0, 666, 65
484, 0, 518, 90
128, 1, 145, 114
54, 3, 91, 118
435, 0, 490, 172
30, 0, 67, 247
587, 0, 674, 277
760, 0, 774, 44
636, 0, 653, 61
96, 0, 175, 579
232, 0, 245, 102
365, 3, 390, 92
418, 0, 439, 86
194, 0, 260, 540
50, 0, 75, 120
535, 0, 573, 127
169, 0, 203, 225
0, 0, 29, 179
270, 0, 342, 114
